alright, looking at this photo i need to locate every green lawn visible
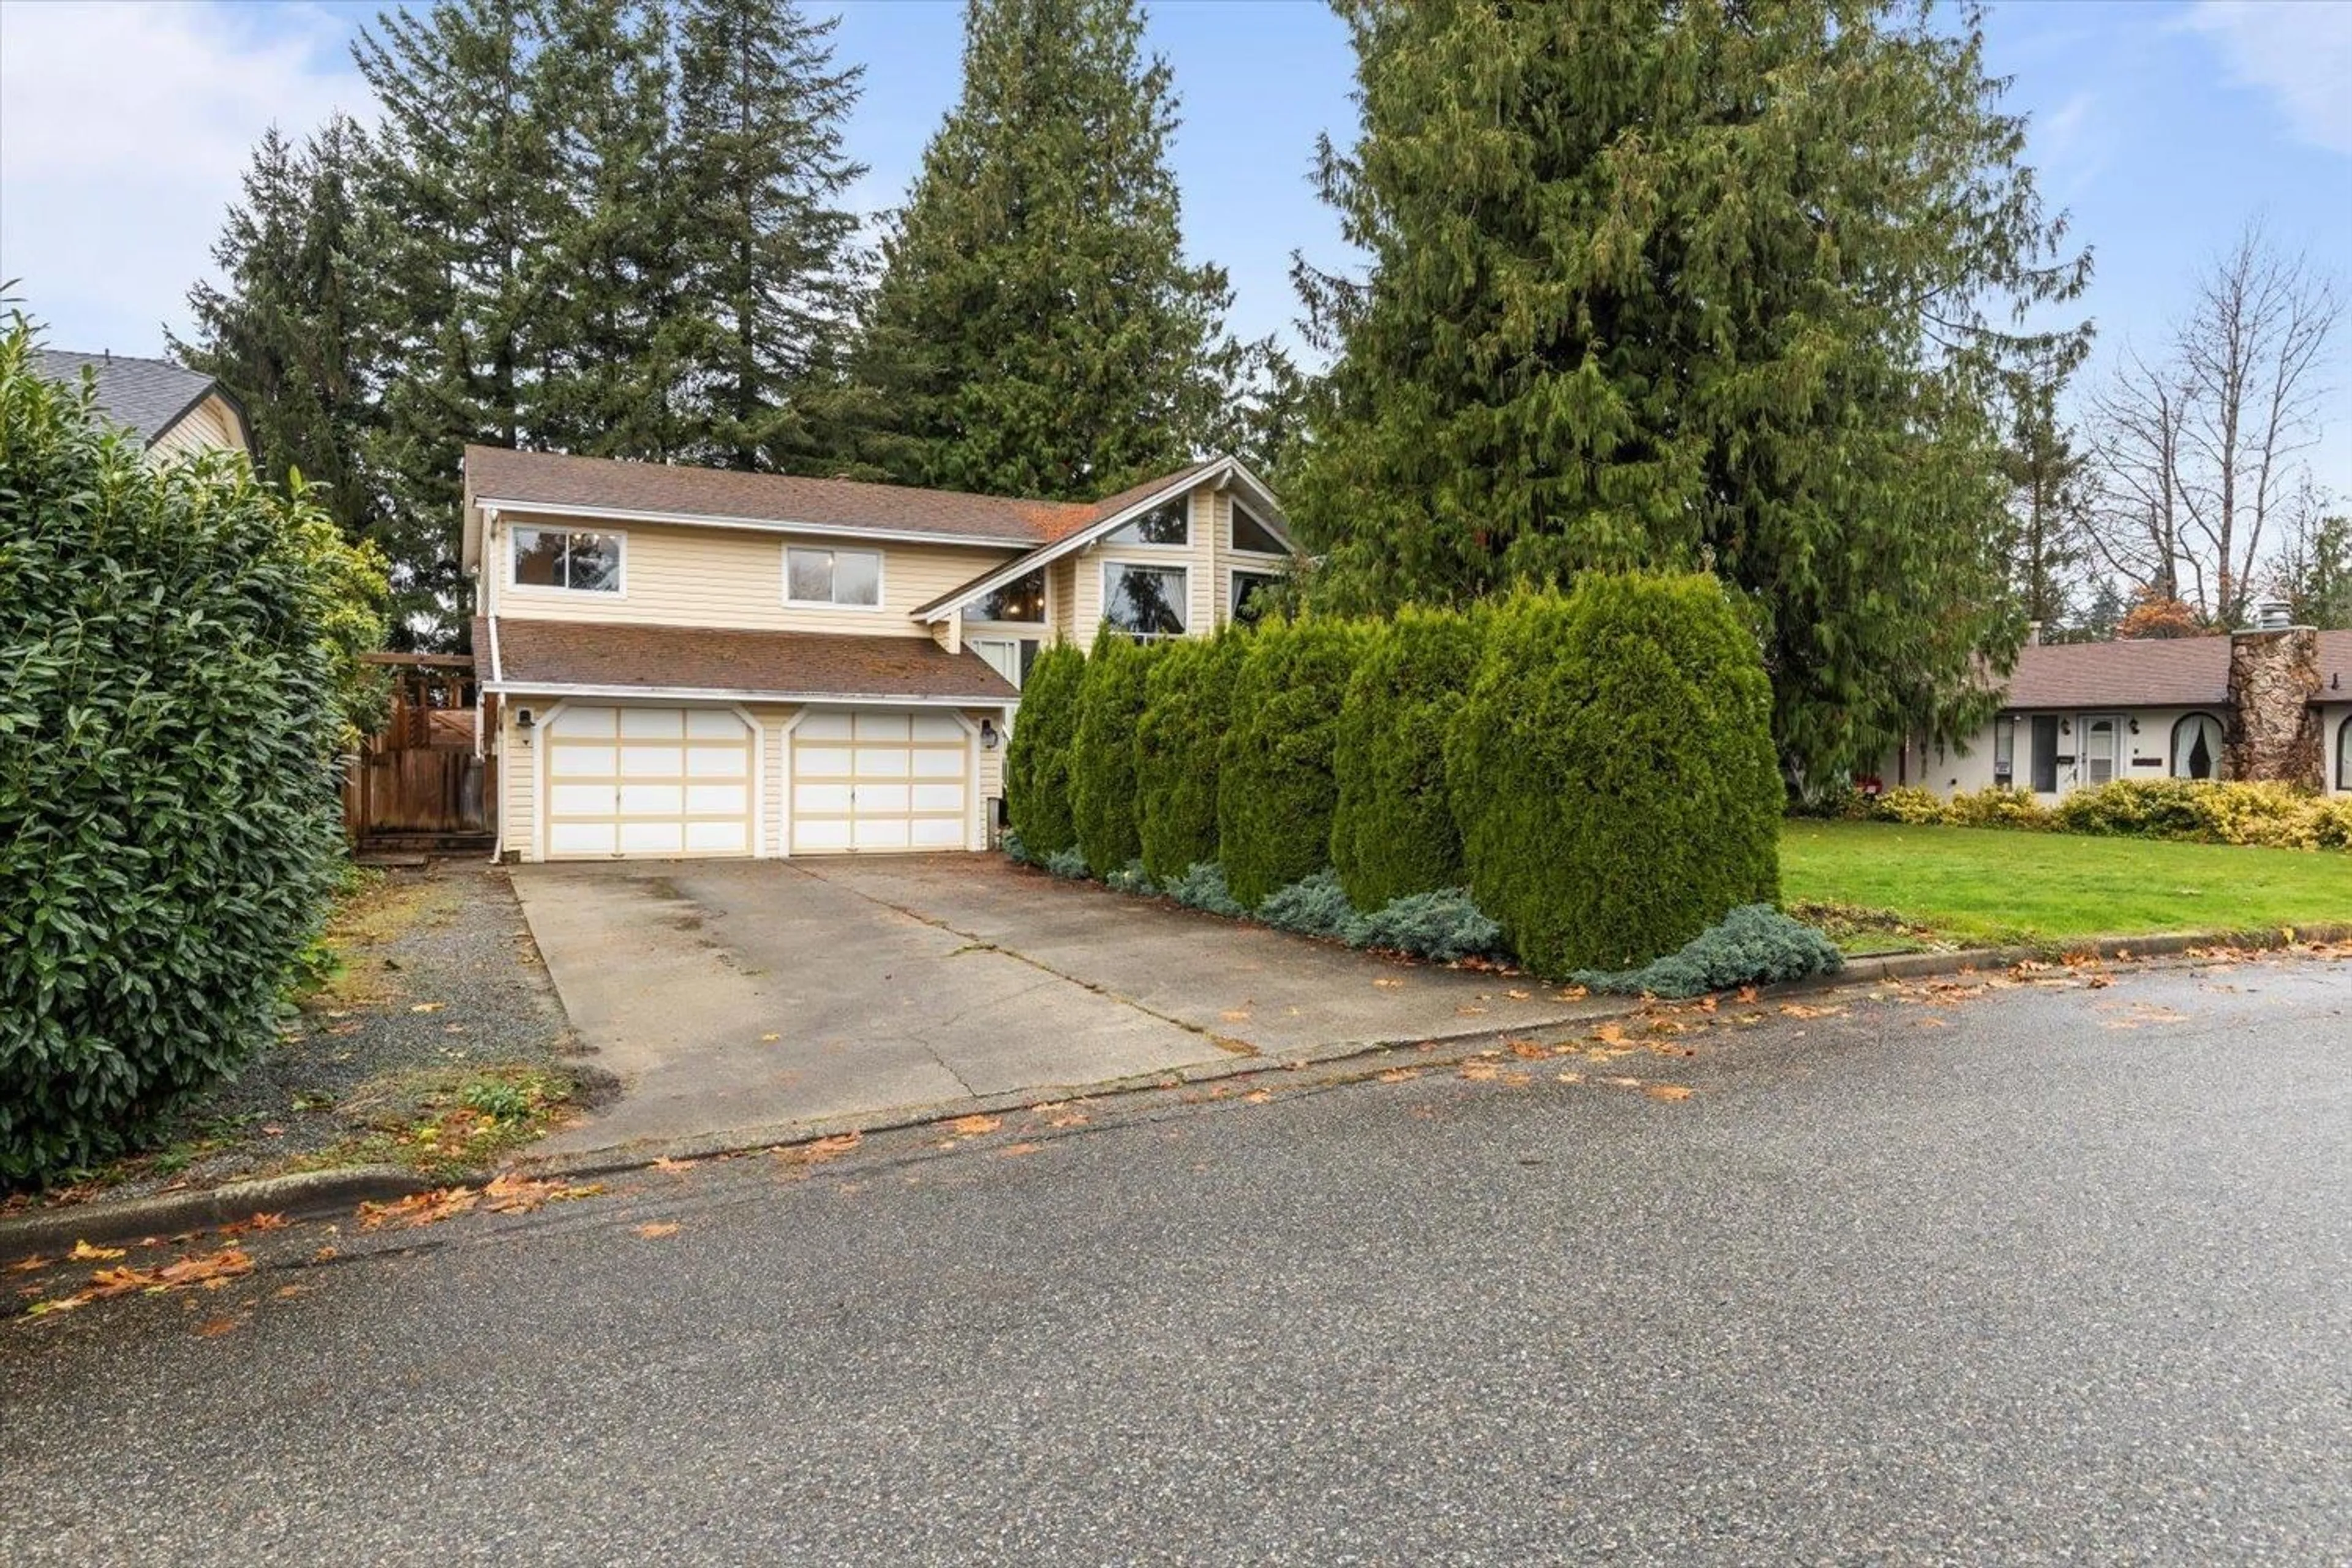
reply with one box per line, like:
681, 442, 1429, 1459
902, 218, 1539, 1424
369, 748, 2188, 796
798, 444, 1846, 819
1781, 820, 2352, 947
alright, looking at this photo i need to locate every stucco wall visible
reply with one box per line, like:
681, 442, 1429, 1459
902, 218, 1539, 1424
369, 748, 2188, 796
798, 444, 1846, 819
1879, 705, 2229, 799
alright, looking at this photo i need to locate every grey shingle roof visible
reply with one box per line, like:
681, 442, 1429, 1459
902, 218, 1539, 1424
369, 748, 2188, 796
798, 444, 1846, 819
31, 350, 221, 445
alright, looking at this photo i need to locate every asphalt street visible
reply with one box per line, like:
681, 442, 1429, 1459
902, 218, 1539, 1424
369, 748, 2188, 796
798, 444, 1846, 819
5, 951, 2348, 1565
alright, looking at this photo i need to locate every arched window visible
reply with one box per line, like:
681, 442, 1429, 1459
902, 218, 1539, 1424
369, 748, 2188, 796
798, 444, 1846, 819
2171, 712, 2224, 780
2339, 715, 2351, 792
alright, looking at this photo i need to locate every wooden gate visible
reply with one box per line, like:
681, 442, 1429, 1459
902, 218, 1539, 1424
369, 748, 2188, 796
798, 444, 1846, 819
342, 654, 496, 851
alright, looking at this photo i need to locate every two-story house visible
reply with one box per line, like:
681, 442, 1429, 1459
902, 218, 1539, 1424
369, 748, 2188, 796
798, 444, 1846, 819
462, 447, 1296, 862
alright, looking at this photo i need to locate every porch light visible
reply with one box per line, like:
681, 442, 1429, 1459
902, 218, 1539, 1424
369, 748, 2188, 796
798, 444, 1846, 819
980, 718, 1000, 750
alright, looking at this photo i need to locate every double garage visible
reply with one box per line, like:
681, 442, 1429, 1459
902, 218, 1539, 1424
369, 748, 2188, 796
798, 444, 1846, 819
517, 702, 997, 861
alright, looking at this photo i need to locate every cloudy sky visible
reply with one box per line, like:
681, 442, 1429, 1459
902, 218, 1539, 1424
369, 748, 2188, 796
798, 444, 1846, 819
3, 0, 2346, 493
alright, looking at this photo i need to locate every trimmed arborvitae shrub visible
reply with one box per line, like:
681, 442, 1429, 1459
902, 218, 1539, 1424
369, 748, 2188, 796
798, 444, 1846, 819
1, 325, 388, 1186
1005, 640, 1085, 858
1164, 861, 1246, 917
1331, 605, 1485, 909
1446, 576, 1782, 978
1134, 632, 1241, 884
1352, 889, 1505, 963
1570, 905, 1844, 998
1069, 627, 1160, 877
1217, 618, 1366, 909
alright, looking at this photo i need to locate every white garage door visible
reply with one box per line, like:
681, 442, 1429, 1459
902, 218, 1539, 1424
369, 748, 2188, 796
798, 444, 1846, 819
543, 704, 754, 859
791, 710, 971, 853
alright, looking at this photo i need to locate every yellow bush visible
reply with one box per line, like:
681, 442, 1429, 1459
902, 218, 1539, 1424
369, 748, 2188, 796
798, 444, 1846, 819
1870, 786, 1951, 824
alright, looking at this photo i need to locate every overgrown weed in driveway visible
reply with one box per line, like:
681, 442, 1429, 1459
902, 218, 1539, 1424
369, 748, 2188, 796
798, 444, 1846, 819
295, 1066, 581, 1182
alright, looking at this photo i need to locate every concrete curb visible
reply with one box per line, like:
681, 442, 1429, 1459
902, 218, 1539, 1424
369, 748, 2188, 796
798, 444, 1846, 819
513, 924, 2348, 1182
0, 1165, 439, 1264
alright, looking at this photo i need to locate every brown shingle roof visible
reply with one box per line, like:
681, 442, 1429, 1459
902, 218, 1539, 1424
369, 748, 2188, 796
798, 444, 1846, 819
1999, 638, 2231, 709
2320, 630, 2351, 699
464, 446, 1219, 548
486, 618, 1018, 703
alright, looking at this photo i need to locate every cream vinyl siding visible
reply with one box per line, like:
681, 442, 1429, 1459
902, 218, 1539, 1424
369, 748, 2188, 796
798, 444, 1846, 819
488, 513, 1024, 633
976, 714, 1006, 801
145, 394, 247, 464
750, 703, 798, 854
499, 702, 538, 853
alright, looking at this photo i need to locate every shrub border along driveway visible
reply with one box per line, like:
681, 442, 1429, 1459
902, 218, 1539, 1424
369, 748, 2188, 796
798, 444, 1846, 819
9, 915, 2343, 1265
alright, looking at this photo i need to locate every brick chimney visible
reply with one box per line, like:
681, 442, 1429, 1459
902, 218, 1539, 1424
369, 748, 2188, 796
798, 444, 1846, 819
2225, 601, 2321, 785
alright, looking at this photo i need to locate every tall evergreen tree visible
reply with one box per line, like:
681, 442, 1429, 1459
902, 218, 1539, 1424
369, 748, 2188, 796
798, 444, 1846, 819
1291, 0, 2089, 780
857, 0, 1245, 500
175, 116, 384, 549
1999, 360, 2091, 630
673, 0, 870, 473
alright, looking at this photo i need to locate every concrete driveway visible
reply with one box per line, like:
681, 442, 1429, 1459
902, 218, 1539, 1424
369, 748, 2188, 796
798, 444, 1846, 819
513, 854, 1598, 1158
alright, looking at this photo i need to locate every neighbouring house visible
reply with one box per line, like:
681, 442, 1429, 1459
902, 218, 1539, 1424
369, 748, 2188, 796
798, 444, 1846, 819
1877, 606, 2352, 800
462, 447, 1297, 862
31, 350, 255, 464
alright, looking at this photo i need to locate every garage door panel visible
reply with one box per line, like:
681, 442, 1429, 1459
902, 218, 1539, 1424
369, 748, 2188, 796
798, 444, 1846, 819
911, 750, 963, 778
853, 748, 912, 778
853, 712, 911, 742
795, 818, 853, 851
797, 711, 855, 741
795, 782, 853, 813
910, 714, 965, 742
544, 704, 754, 861
789, 707, 974, 856
911, 783, 963, 812
796, 746, 851, 778
854, 783, 910, 814
910, 818, 967, 848
853, 818, 912, 850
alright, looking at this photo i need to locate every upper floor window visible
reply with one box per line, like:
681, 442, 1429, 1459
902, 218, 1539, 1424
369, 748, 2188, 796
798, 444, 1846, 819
786, 546, 881, 608
1231, 500, 1284, 556
1105, 498, 1189, 547
1231, 570, 1281, 627
513, 526, 623, 593
963, 568, 1046, 623
1104, 562, 1186, 637
2171, 712, 2223, 780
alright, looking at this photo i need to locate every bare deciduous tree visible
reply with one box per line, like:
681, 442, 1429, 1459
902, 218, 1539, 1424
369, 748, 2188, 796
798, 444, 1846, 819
2084, 222, 2340, 626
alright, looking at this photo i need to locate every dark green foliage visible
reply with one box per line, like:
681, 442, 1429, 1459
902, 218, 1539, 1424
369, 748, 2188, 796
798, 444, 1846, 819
1293, 0, 2089, 780
1070, 629, 1161, 876
1351, 889, 1504, 964
1163, 861, 1246, 918
1330, 605, 1483, 909
1, 328, 388, 1186
1004, 641, 1085, 856
855, 0, 1246, 499
1256, 870, 1360, 942
1446, 576, 1783, 978
1570, 906, 1844, 999
1217, 620, 1365, 909
1134, 633, 1241, 884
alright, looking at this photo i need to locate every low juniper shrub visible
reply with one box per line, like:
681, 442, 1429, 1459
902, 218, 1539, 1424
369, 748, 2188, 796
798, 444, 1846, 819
1570, 905, 1844, 999
1164, 861, 1246, 918
1104, 859, 1158, 896
1001, 827, 1031, 865
1256, 869, 1362, 942
1044, 846, 1090, 880
1352, 888, 1506, 963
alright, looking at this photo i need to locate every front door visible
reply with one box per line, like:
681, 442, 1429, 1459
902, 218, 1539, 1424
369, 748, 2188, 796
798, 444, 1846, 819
2083, 715, 2120, 786
2030, 715, 2059, 794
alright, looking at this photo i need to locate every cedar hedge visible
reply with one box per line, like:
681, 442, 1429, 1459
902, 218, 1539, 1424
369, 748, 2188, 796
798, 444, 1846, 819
1330, 604, 1483, 910
1216, 617, 1365, 910
1446, 576, 1782, 977
1070, 628, 1160, 876
1004, 639, 1085, 858
1134, 632, 1240, 884
0, 326, 387, 1187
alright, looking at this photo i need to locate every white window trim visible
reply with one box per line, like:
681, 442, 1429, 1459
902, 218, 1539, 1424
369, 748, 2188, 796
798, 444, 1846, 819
508, 523, 628, 599
782, 544, 887, 612
2169, 710, 2225, 780
1101, 559, 1190, 637
1229, 568, 1281, 624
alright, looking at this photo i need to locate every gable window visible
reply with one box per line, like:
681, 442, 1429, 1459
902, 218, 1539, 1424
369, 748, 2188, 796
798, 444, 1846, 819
1104, 498, 1189, 547
1231, 570, 1281, 627
1231, 500, 1285, 556
963, 568, 1046, 623
1992, 714, 2015, 787
1103, 562, 1186, 637
512, 527, 623, 593
2170, 712, 2223, 780
785, 546, 881, 608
